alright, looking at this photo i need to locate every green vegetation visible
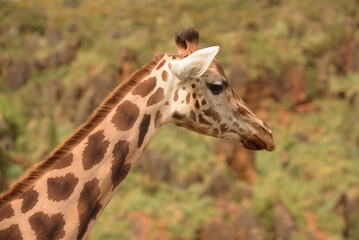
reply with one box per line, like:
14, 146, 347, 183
0, 0, 358, 239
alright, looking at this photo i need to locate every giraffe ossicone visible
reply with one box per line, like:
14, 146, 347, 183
0, 27, 275, 239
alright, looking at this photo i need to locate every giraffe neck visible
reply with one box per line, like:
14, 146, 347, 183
0, 55, 173, 240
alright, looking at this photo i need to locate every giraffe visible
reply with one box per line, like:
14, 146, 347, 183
0, 27, 275, 240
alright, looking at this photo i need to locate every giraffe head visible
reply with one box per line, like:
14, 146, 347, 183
166, 28, 275, 151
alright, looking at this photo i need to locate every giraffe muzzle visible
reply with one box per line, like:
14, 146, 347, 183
260, 133, 276, 151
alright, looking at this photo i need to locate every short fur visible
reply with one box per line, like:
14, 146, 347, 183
0, 53, 165, 208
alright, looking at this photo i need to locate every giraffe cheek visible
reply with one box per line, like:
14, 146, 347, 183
203, 108, 221, 123
194, 100, 200, 109
185, 92, 191, 104
198, 114, 212, 126
190, 110, 197, 122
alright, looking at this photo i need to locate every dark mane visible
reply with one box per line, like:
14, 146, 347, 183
0, 53, 165, 208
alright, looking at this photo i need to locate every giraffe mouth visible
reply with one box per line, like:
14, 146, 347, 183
241, 135, 267, 151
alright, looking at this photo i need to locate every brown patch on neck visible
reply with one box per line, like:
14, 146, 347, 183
132, 77, 157, 97
77, 178, 102, 240
52, 153, 73, 170
29, 212, 66, 240
47, 173, 79, 202
0, 224, 22, 240
156, 59, 166, 70
82, 130, 110, 170
0, 53, 165, 209
137, 114, 151, 148
111, 140, 131, 191
0, 204, 14, 221
147, 88, 165, 107
20, 186, 39, 213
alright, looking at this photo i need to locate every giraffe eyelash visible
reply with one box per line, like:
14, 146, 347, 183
206, 82, 224, 95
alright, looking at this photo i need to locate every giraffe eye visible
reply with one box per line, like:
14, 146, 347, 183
207, 83, 224, 95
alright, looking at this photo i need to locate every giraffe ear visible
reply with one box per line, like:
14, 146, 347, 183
171, 46, 219, 79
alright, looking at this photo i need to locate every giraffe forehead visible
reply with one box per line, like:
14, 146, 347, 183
201, 72, 223, 85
